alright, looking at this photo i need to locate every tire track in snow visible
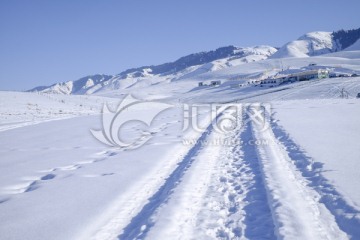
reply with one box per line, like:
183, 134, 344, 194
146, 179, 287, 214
250, 107, 348, 239
117, 121, 215, 240
195, 118, 276, 239
237, 120, 276, 239
144, 123, 223, 239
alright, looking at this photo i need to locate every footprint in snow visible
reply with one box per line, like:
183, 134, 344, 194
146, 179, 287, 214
41, 173, 56, 180
3, 173, 57, 195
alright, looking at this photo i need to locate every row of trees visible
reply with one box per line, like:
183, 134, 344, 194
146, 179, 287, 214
332, 28, 360, 50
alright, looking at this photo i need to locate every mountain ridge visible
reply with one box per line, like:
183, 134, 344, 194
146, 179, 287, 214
271, 27, 360, 58
28, 27, 360, 95
29, 45, 276, 94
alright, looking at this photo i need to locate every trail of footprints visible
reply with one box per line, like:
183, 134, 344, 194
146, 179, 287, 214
2, 118, 179, 198
196, 123, 275, 239
2, 150, 120, 196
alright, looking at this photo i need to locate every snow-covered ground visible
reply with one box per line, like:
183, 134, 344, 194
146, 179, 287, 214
1, 47, 360, 239
0, 91, 118, 131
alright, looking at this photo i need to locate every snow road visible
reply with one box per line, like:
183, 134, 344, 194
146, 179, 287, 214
251, 108, 347, 240
143, 106, 355, 239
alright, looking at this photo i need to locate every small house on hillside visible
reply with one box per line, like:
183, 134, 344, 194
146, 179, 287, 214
210, 80, 221, 86
259, 77, 285, 87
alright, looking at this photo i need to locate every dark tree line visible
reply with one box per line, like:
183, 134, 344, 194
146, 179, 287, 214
120, 46, 246, 76
332, 28, 360, 50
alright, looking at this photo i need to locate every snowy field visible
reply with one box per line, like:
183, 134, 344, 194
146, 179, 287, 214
0, 92, 118, 131
1, 50, 360, 239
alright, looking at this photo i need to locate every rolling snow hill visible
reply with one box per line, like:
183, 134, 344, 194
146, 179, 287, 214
28, 45, 277, 95
28, 28, 360, 96
28, 74, 115, 95
270, 31, 339, 58
271, 28, 360, 59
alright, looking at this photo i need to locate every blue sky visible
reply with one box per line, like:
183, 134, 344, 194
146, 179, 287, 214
1, 0, 359, 91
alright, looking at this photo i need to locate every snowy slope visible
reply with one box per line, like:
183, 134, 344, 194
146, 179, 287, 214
0, 91, 118, 131
87, 52, 360, 101
2, 82, 360, 239
271, 31, 338, 58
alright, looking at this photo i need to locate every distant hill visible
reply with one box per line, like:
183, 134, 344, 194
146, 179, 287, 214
271, 27, 360, 58
28, 27, 360, 95
28, 45, 276, 94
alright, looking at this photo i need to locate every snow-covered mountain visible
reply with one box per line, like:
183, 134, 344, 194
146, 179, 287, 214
271, 32, 339, 58
28, 27, 360, 95
28, 74, 115, 95
28, 45, 277, 95
271, 28, 360, 58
